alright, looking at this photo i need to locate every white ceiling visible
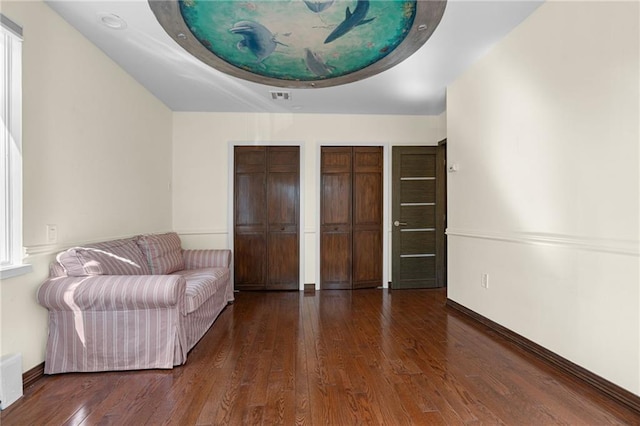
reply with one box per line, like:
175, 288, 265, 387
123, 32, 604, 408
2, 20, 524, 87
46, 0, 543, 115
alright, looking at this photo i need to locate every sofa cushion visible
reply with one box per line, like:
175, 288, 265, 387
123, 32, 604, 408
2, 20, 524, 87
173, 268, 229, 314
138, 232, 185, 275
57, 237, 151, 276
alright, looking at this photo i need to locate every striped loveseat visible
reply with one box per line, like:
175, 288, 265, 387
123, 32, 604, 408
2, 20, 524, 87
37, 232, 234, 374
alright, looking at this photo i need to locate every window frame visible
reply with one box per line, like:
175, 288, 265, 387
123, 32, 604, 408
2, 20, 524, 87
1, 13, 30, 279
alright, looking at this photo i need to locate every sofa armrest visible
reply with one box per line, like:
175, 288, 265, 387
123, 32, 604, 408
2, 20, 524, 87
182, 249, 231, 269
37, 275, 186, 312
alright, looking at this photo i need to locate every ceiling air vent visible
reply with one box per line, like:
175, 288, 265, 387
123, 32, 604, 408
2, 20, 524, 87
270, 91, 291, 101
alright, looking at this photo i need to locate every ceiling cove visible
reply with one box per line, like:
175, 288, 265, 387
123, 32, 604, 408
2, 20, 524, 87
149, 0, 447, 88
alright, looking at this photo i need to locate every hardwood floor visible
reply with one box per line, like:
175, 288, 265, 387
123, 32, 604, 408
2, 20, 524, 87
3, 289, 639, 425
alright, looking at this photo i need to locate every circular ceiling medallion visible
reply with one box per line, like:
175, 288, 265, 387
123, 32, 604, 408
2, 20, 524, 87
149, 0, 447, 88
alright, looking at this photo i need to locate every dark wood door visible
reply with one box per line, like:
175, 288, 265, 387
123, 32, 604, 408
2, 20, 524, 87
234, 146, 299, 290
320, 147, 352, 289
234, 147, 267, 290
391, 146, 446, 289
320, 146, 382, 290
352, 147, 383, 289
266, 147, 300, 290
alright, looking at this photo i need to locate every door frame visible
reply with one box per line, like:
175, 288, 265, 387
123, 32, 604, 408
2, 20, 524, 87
436, 139, 447, 287
316, 142, 390, 290
228, 141, 305, 291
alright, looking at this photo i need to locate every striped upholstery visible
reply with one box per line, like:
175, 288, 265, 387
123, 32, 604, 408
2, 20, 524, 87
38, 243, 234, 374
49, 262, 66, 278
183, 278, 235, 350
37, 275, 188, 373
38, 275, 186, 311
182, 249, 232, 269
175, 268, 230, 313
57, 238, 151, 276
138, 233, 184, 275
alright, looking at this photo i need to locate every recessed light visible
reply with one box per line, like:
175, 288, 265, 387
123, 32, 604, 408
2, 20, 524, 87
98, 13, 127, 30
417, 24, 428, 31
177, 33, 187, 40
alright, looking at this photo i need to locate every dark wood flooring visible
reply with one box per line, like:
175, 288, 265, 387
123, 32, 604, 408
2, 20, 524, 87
2, 289, 639, 425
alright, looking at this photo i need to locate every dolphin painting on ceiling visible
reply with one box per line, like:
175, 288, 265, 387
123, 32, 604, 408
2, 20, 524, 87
303, 0, 335, 13
304, 48, 335, 77
152, 0, 444, 86
324, 0, 375, 44
229, 20, 286, 63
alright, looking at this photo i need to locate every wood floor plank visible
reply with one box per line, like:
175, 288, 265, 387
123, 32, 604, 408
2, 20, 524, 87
3, 289, 639, 425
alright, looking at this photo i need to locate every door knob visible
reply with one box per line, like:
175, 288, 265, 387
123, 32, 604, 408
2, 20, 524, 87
394, 221, 408, 227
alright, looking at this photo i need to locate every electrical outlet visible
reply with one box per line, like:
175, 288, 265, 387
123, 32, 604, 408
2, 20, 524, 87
481, 273, 489, 289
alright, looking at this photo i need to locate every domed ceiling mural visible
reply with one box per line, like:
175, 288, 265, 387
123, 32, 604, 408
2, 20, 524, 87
149, 0, 447, 88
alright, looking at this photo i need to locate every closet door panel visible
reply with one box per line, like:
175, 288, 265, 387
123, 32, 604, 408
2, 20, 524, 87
321, 173, 351, 226
320, 231, 352, 289
235, 148, 266, 173
321, 147, 352, 173
234, 233, 266, 290
352, 147, 383, 289
353, 172, 382, 226
267, 232, 299, 290
354, 147, 383, 172
267, 146, 300, 290
353, 229, 382, 289
268, 172, 298, 226
235, 173, 266, 228
234, 147, 267, 290
320, 147, 353, 289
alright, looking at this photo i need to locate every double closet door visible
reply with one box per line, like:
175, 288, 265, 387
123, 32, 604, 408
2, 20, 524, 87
234, 146, 299, 291
320, 146, 383, 289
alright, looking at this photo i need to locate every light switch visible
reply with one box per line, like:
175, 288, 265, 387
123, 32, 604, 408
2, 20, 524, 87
46, 224, 57, 243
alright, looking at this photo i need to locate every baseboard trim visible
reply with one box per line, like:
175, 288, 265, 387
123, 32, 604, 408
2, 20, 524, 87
446, 299, 640, 414
23, 363, 45, 389
303, 283, 316, 294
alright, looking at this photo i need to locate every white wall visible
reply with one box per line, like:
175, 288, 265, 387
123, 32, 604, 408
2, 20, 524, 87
447, 1, 639, 394
0, 0, 173, 372
172, 112, 446, 286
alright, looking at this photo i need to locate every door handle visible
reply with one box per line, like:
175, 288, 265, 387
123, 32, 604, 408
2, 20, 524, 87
394, 221, 408, 227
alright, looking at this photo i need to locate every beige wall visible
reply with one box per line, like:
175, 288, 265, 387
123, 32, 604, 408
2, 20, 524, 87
0, 1, 173, 372
172, 112, 446, 286
447, 1, 639, 394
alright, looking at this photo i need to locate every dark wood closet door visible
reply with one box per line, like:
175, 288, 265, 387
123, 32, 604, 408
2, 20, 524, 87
320, 146, 382, 290
352, 147, 383, 289
266, 147, 299, 290
234, 146, 299, 291
320, 147, 352, 289
234, 147, 267, 290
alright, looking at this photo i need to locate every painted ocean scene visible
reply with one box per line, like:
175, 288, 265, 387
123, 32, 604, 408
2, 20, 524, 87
179, 0, 417, 81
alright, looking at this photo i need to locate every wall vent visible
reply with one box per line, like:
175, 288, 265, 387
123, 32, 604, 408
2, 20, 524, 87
270, 91, 291, 101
